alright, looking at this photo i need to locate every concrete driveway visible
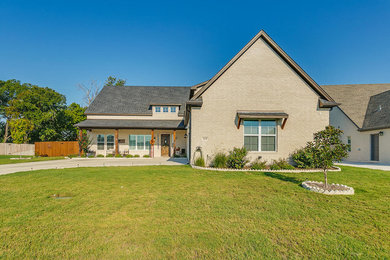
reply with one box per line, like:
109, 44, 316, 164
336, 161, 390, 171
0, 157, 189, 175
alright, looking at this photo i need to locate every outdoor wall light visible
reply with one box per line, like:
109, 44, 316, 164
379, 131, 384, 136
184, 134, 188, 138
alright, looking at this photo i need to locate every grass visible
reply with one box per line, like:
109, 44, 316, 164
0, 155, 66, 165
0, 165, 389, 259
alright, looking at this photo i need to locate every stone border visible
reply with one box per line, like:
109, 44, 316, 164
302, 181, 354, 195
191, 165, 341, 173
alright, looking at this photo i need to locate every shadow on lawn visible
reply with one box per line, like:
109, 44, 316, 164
264, 172, 302, 185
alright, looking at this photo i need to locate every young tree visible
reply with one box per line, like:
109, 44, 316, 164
9, 118, 34, 144
77, 130, 92, 155
58, 103, 86, 141
309, 126, 349, 187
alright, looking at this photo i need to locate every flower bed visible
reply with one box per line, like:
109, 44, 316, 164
191, 165, 341, 173
301, 181, 354, 195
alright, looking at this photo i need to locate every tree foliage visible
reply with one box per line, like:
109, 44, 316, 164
293, 126, 349, 186
104, 76, 126, 87
1, 79, 86, 143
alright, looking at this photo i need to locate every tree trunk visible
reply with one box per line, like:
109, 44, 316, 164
3, 119, 8, 143
324, 169, 328, 188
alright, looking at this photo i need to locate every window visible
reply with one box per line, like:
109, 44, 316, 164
107, 135, 114, 150
243, 120, 276, 152
97, 135, 104, 150
170, 106, 176, 113
347, 136, 351, 152
129, 135, 152, 150
163, 106, 169, 113
155, 106, 161, 112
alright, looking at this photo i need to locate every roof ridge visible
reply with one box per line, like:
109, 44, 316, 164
321, 83, 390, 87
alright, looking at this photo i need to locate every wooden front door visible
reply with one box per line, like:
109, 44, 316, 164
371, 134, 379, 161
161, 134, 170, 157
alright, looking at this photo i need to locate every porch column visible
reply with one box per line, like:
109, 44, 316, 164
115, 129, 119, 155
151, 129, 154, 158
173, 130, 176, 157
78, 129, 82, 156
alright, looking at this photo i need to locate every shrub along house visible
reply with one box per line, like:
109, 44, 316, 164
76, 30, 338, 163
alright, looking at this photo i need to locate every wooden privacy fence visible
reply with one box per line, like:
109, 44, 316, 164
35, 141, 79, 157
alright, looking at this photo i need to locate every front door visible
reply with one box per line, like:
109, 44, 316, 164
161, 134, 170, 157
371, 134, 379, 161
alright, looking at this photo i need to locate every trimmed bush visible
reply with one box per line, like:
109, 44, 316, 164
115, 154, 122, 158
292, 147, 315, 169
143, 155, 150, 158
270, 159, 295, 170
134, 154, 140, 158
212, 153, 228, 168
251, 159, 267, 170
126, 154, 134, 158
194, 157, 205, 167
227, 147, 248, 169
96, 154, 104, 158
106, 154, 114, 158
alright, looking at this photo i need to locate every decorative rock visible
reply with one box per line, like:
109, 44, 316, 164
302, 181, 354, 195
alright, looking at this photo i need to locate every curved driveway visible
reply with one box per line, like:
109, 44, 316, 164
0, 157, 189, 175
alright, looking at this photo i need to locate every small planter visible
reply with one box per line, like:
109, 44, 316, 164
302, 181, 354, 195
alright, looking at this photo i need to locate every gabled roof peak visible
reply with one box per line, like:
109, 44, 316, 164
191, 29, 334, 102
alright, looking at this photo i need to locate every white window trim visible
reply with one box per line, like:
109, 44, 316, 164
97, 134, 105, 150
155, 106, 161, 113
129, 135, 151, 151
107, 134, 115, 150
170, 106, 176, 113
163, 106, 169, 113
243, 120, 278, 152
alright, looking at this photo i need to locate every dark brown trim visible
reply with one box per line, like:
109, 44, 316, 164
358, 126, 390, 132
85, 113, 153, 116
79, 126, 185, 130
191, 30, 334, 102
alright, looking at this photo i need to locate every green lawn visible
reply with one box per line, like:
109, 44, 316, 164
0, 155, 66, 165
0, 166, 389, 259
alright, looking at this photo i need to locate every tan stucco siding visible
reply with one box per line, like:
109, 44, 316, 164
190, 38, 329, 165
330, 107, 390, 163
88, 129, 187, 157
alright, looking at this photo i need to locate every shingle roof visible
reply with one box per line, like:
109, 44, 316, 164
361, 90, 390, 131
85, 86, 191, 116
75, 119, 185, 129
321, 84, 390, 128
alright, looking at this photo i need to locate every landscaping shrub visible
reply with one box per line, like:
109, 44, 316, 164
212, 152, 228, 168
227, 147, 248, 169
270, 159, 295, 170
194, 157, 205, 167
106, 154, 114, 157
143, 155, 150, 158
96, 154, 104, 158
134, 154, 140, 158
126, 154, 134, 158
292, 147, 315, 169
251, 159, 267, 170
115, 154, 122, 158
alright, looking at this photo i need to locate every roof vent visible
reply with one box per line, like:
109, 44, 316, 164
377, 105, 382, 112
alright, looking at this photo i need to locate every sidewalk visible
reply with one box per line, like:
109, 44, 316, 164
0, 157, 189, 175
336, 161, 390, 171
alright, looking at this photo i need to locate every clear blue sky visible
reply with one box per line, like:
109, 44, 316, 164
1, 0, 390, 105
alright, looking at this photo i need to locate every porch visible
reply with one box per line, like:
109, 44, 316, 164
87, 128, 187, 158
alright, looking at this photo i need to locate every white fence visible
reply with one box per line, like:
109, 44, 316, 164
0, 143, 35, 156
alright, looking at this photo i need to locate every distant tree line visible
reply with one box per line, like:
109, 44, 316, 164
0, 76, 126, 144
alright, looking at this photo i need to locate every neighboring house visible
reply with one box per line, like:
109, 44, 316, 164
322, 84, 390, 163
76, 30, 338, 164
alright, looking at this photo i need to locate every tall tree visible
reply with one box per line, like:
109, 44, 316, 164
57, 103, 86, 141
78, 80, 101, 106
104, 76, 126, 87
6, 85, 67, 143
0, 80, 28, 142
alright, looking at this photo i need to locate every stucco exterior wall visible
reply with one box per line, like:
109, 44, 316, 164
87, 106, 182, 120
88, 129, 187, 157
190, 38, 330, 165
330, 107, 390, 163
